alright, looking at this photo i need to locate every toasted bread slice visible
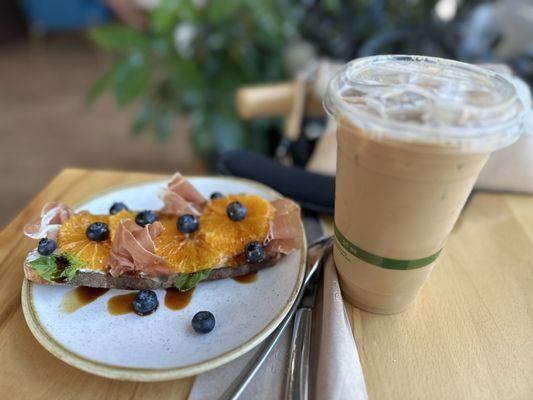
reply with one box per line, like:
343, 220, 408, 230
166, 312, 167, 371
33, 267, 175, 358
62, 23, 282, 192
23, 253, 283, 290
22, 174, 303, 291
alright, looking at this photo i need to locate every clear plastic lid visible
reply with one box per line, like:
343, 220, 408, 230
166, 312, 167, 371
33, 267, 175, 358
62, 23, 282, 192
324, 55, 525, 153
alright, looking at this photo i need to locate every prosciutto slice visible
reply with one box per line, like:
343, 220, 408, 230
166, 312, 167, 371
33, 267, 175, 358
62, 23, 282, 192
266, 199, 303, 254
160, 172, 207, 216
23, 202, 75, 240
107, 219, 170, 277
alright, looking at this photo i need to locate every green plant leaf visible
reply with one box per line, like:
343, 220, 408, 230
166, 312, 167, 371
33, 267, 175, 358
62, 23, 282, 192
207, 0, 242, 22
155, 109, 175, 141
86, 63, 118, 105
150, 0, 180, 33
149, 37, 171, 57
324, 0, 341, 11
247, 2, 282, 43
88, 24, 149, 51
190, 113, 214, 157
29, 255, 61, 282
132, 100, 156, 135
85, 0, 290, 157
209, 112, 245, 152
175, 269, 212, 292
28, 252, 86, 283
112, 55, 153, 105
60, 253, 87, 281
168, 59, 204, 91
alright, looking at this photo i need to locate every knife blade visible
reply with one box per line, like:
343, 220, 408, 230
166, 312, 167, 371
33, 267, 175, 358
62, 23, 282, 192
217, 230, 332, 400
285, 215, 323, 400
285, 282, 320, 400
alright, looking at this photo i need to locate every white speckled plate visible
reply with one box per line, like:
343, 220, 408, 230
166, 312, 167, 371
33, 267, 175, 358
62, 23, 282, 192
21, 177, 306, 381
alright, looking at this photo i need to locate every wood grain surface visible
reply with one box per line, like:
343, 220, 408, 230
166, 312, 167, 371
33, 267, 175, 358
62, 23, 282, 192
1, 169, 532, 399
0, 169, 193, 400
323, 192, 533, 400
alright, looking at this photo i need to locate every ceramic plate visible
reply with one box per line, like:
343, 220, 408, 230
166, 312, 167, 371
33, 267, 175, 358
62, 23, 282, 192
21, 177, 306, 381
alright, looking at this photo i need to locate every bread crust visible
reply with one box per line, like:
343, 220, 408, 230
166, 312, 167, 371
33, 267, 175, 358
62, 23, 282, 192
23, 253, 283, 290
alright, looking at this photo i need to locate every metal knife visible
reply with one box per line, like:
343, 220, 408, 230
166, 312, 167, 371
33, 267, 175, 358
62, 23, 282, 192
217, 215, 331, 400
285, 270, 320, 400
285, 215, 323, 400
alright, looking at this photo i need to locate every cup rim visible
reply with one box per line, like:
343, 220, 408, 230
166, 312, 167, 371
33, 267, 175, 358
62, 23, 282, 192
324, 55, 525, 153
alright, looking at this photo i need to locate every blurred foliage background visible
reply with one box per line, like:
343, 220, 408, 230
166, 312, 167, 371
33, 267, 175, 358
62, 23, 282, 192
84, 0, 531, 158
88, 0, 297, 158
0, 0, 531, 227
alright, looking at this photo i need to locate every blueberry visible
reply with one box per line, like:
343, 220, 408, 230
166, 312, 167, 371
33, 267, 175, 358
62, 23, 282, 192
177, 214, 199, 234
37, 238, 57, 256
245, 241, 265, 263
227, 201, 246, 221
210, 192, 223, 200
109, 202, 129, 215
135, 210, 159, 227
192, 311, 216, 334
86, 222, 109, 242
132, 290, 159, 316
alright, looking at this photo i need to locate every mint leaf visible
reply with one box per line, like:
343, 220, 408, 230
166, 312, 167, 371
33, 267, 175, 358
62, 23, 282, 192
175, 269, 212, 292
59, 253, 87, 281
28, 252, 86, 283
29, 256, 62, 282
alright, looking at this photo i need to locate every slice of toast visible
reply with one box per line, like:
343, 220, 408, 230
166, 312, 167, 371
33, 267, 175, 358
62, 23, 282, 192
22, 174, 302, 291
23, 253, 283, 290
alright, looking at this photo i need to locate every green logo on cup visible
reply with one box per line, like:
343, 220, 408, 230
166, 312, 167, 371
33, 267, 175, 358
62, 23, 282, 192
334, 224, 441, 270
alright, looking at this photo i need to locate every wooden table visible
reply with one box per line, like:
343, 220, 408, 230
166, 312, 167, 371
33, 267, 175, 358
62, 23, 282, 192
1, 168, 532, 399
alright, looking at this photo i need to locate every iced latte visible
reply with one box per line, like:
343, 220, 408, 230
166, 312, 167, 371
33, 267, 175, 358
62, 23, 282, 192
324, 55, 524, 314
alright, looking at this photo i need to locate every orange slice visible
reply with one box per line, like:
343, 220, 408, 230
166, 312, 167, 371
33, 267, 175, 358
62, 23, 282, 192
154, 216, 223, 274
56, 213, 111, 271
200, 195, 274, 256
109, 209, 137, 239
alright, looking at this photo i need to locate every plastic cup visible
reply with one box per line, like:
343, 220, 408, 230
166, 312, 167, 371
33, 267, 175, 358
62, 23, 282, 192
324, 55, 524, 314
